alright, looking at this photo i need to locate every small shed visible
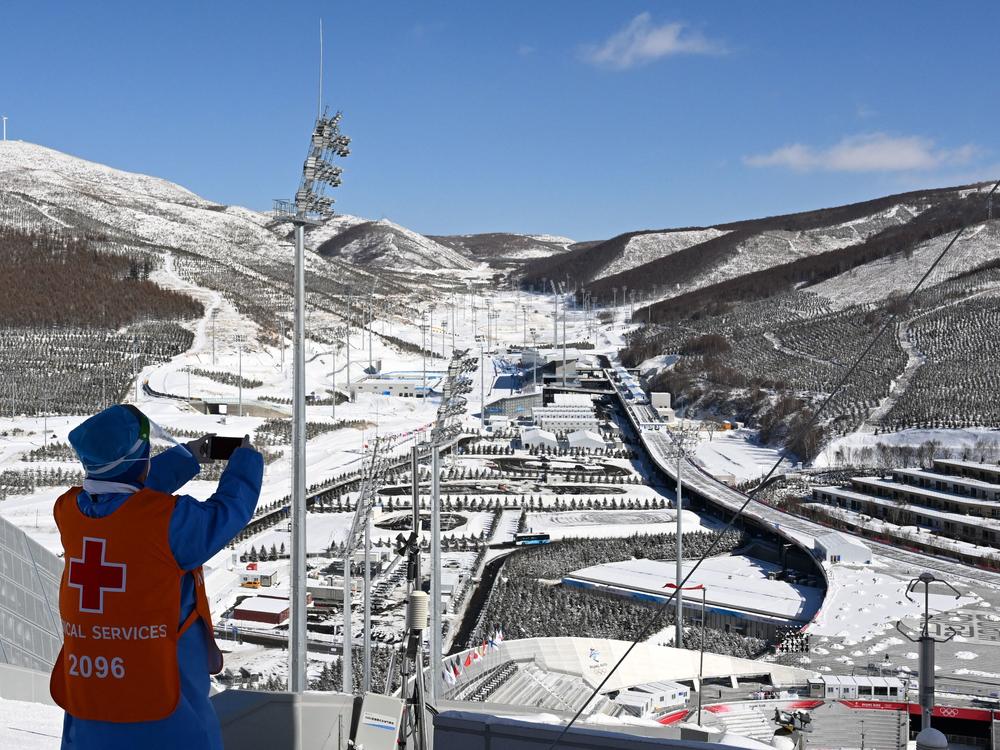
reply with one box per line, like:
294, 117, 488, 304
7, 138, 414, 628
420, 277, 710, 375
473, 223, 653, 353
814, 531, 871, 565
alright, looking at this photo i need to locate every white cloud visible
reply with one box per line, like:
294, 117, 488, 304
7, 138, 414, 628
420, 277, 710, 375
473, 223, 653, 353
744, 133, 979, 173
583, 13, 723, 70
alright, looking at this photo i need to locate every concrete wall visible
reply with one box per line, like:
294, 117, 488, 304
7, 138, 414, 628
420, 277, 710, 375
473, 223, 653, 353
435, 710, 725, 750
0, 663, 56, 705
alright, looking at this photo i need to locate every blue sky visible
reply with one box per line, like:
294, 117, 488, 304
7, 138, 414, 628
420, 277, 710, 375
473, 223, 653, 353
2, 2, 998, 239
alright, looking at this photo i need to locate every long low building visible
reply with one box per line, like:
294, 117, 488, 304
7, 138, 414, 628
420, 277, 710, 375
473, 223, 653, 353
563, 555, 823, 638
812, 485, 1000, 547
892, 467, 1000, 501
933, 458, 1000, 485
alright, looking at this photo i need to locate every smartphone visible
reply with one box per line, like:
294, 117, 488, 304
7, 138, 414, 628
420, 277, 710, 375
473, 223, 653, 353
207, 436, 243, 461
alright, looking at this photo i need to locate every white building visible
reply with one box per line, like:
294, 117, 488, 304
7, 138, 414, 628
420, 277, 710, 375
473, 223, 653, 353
552, 393, 594, 407
814, 531, 871, 565
567, 430, 605, 451
349, 375, 441, 398
650, 392, 675, 421
536, 414, 600, 433
613, 680, 690, 719
534, 398, 599, 434
488, 415, 511, 432
521, 427, 558, 449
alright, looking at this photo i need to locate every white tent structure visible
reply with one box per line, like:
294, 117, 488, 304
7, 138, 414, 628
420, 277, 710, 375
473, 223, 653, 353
567, 429, 605, 451
520, 427, 558, 449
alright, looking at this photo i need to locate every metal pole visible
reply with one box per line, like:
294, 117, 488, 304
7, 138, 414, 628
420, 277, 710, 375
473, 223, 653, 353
698, 587, 706, 725
345, 292, 351, 390
411, 445, 422, 586
421, 319, 427, 397
430, 446, 442, 700
676, 448, 684, 650
562, 303, 567, 388
553, 291, 558, 347
522, 307, 527, 349
212, 314, 216, 366
331, 349, 336, 420
342, 549, 352, 692
238, 340, 243, 417
368, 298, 373, 372
363, 505, 372, 693
480, 346, 486, 432
290, 224, 308, 693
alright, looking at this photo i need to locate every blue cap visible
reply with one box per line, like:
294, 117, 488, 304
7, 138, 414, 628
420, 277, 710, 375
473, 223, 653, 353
69, 405, 151, 480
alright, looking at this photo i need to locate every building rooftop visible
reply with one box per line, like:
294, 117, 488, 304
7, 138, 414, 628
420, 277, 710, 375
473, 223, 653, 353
235, 596, 291, 614
934, 458, 1000, 475
894, 467, 1000, 491
565, 555, 823, 623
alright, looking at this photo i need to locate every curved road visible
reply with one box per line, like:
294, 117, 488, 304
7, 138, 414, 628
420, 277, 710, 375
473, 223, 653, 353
610, 373, 1000, 588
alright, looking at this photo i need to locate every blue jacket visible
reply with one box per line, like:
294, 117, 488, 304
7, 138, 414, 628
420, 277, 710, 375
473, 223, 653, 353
61, 444, 264, 750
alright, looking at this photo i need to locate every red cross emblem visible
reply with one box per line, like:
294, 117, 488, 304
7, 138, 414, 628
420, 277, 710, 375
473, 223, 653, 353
67, 537, 127, 614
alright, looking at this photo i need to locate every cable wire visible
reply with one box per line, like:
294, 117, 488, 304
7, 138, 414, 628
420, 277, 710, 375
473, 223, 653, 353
545, 179, 1000, 750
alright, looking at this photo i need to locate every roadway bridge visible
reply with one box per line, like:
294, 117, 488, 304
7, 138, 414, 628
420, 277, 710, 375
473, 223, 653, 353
605, 369, 1000, 588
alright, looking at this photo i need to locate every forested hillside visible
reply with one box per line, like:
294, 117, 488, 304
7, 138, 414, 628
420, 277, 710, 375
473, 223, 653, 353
0, 227, 202, 327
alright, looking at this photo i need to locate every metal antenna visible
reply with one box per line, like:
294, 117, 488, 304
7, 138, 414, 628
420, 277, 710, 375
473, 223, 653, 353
318, 18, 323, 119
895, 572, 961, 730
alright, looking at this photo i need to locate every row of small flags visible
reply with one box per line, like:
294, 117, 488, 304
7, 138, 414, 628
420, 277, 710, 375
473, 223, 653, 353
442, 630, 504, 686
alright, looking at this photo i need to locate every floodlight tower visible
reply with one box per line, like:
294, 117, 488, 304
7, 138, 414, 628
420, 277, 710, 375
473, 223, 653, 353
273, 107, 350, 694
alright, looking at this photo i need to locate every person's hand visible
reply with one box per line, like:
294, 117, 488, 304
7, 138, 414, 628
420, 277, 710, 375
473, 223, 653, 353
186, 434, 216, 463
240, 434, 254, 451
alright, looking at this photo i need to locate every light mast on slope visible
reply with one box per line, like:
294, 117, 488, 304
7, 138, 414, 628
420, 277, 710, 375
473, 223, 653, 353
273, 19, 350, 694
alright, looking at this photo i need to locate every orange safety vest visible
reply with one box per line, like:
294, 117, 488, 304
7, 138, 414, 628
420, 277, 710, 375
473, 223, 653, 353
50, 487, 223, 723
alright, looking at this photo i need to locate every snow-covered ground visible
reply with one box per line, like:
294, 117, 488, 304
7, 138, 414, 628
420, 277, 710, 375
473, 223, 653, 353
809, 562, 978, 642
0, 698, 62, 750
693, 430, 789, 483
815, 427, 1000, 468
526, 508, 715, 540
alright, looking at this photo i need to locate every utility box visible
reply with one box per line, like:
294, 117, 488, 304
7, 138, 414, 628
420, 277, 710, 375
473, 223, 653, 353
354, 693, 405, 750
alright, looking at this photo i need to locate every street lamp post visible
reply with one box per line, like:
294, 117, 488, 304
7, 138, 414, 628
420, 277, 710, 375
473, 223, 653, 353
664, 583, 707, 725
236, 334, 244, 417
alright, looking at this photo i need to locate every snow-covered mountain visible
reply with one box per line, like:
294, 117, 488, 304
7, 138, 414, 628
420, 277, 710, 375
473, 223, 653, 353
0, 141, 486, 281
521, 185, 983, 300
313, 218, 478, 273
0, 140, 584, 284
429, 232, 576, 269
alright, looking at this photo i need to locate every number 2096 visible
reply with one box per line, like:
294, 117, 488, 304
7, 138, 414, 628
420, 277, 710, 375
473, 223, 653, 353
68, 654, 125, 679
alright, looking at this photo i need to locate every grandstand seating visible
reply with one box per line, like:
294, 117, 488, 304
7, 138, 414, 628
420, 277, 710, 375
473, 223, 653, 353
713, 705, 776, 742
804, 703, 906, 750
450, 660, 518, 702
487, 663, 614, 714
